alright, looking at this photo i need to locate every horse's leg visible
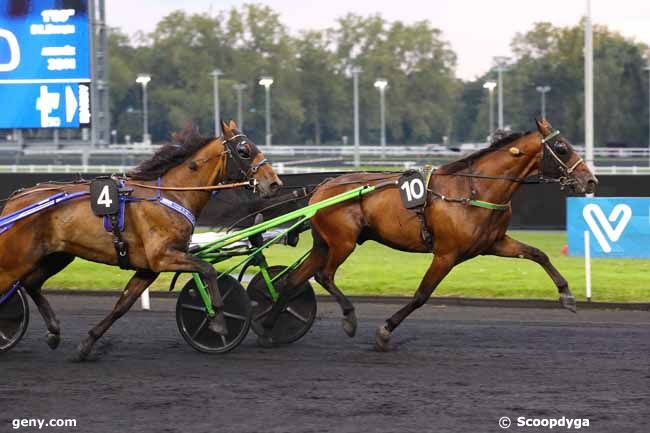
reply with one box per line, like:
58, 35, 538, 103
76, 270, 158, 361
148, 252, 228, 335
376, 254, 456, 351
314, 240, 357, 337
257, 246, 327, 347
488, 235, 576, 312
22, 253, 75, 349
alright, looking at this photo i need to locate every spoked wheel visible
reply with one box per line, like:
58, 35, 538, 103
0, 287, 30, 353
176, 274, 251, 354
247, 265, 317, 344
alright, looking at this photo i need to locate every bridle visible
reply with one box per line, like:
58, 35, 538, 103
438, 129, 585, 187
538, 129, 585, 188
222, 133, 269, 181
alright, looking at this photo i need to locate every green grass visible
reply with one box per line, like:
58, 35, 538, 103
43, 231, 650, 302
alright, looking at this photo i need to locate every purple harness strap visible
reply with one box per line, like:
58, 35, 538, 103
102, 177, 196, 232
0, 191, 89, 235
0, 281, 20, 306
0, 179, 195, 236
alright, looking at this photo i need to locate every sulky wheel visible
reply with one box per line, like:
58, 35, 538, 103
247, 265, 317, 345
176, 273, 251, 354
0, 287, 30, 353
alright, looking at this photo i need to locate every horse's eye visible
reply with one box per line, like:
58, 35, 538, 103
554, 143, 568, 155
237, 143, 251, 159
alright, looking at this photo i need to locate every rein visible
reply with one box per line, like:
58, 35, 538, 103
125, 179, 255, 192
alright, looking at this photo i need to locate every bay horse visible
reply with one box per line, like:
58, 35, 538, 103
0, 120, 282, 359
259, 119, 597, 351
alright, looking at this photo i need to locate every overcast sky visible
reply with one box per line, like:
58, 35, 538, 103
107, 0, 650, 80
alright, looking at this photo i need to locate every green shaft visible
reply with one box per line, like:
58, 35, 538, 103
197, 184, 376, 255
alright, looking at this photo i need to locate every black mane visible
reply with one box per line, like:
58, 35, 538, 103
128, 128, 215, 180
438, 131, 528, 174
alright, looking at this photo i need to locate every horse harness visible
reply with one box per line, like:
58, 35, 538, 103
408, 128, 583, 250
88, 132, 266, 269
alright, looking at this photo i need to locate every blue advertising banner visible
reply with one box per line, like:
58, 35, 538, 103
567, 197, 650, 258
0, 0, 90, 128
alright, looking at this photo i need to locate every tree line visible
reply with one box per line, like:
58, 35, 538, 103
109, 4, 650, 146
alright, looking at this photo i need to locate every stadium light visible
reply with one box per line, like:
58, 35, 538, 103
136, 74, 151, 145
211, 69, 223, 137
483, 81, 497, 139
258, 76, 274, 146
374, 79, 388, 158
535, 85, 551, 119
493, 57, 510, 129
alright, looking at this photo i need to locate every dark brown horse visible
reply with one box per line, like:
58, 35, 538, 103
0, 120, 281, 359
259, 119, 597, 351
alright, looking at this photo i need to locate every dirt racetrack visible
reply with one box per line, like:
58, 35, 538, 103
1, 294, 648, 433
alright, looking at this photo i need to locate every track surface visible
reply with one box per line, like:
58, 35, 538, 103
1, 294, 648, 433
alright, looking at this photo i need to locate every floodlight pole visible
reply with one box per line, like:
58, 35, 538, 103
233, 83, 247, 130
259, 76, 274, 146
494, 57, 509, 129
374, 78, 388, 159
351, 67, 362, 168
211, 69, 222, 137
136, 74, 151, 144
645, 65, 650, 166
536, 85, 551, 119
585, 0, 594, 170
483, 81, 497, 139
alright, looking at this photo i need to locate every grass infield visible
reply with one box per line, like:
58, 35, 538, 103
44, 231, 649, 302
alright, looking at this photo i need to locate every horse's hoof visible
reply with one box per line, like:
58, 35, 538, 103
256, 334, 277, 348
71, 343, 92, 362
342, 311, 357, 338
46, 332, 60, 350
208, 313, 228, 336
374, 325, 391, 352
559, 294, 577, 313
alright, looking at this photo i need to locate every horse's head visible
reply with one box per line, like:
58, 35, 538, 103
220, 120, 283, 197
531, 118, 598, 194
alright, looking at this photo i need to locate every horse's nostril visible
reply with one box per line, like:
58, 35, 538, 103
586, 180, 597, 194
270, 182, 280, 193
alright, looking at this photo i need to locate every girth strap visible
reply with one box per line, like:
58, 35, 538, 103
430, 190, 511, 211
109, 213, 131, 269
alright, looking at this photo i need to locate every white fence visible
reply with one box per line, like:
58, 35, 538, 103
10, 143, 650, 159
1, 164, 649, 175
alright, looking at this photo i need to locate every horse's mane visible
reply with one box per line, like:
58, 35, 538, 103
438, 130, 529, 174
128, 127, 215, 180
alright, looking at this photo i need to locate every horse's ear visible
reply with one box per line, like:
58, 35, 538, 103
229, 120, 239, 131
221, 120, 234, 139
535, 117, 552, 135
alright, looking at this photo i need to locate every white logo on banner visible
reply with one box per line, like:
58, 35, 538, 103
582, 204, 632, 253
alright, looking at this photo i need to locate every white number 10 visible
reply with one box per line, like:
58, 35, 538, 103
97, 185, 113, 208
401, 178, 424, 202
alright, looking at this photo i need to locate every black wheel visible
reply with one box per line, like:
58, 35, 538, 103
176, 274, 251, 354
247, 265, 317, 344
0, 287, 30, 353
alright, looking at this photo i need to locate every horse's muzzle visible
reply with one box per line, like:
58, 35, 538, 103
585, 179, 597, 195
258, 179, 283, 198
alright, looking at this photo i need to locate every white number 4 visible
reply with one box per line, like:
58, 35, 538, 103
97, 185, 113, 208
401, 178, 424, 202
